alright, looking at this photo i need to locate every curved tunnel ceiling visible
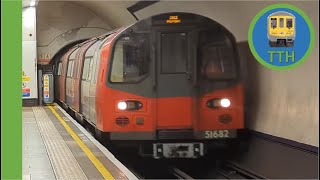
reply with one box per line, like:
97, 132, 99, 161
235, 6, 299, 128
37, 0, 317, 60
71, 1, 317, 42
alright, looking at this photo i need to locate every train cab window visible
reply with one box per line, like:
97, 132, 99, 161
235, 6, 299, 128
280, 18, 284, 28
67, 60, 74, 77
271, 18, 277, 28
286, 18, 293, 28
82, 57, 91, 81
200, 46, 236, 79
110, 33, 149, 83
199, 31, 236, 80
161, 32, 188, 74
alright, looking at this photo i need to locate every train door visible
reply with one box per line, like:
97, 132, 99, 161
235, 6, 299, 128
60, 50, 74, 103
66, 48, 79, 106
154, 29, 196, 129
74, 41, 95, 112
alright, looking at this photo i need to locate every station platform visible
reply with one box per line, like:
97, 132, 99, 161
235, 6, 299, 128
23, 104, 138, 180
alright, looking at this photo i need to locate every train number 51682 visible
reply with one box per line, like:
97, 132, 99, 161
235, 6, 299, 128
205, 130, 229, 138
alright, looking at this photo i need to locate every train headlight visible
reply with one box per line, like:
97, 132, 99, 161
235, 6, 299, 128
117, 100, 143, 111
206, 98, 231, 108
220, 98, 231, 108
117, 101, 127, 110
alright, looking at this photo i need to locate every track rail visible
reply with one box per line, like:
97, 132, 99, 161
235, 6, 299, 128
169, 167, 194, 179
216, 161, 266, 179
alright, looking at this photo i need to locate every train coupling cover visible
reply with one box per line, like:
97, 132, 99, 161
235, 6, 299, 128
153, 143, 204, 158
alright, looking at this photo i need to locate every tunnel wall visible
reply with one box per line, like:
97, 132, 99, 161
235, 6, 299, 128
36, 1, 111, 64
134, 1, 319, 147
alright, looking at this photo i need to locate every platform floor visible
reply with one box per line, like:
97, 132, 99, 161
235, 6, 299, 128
23, 104, 137, 180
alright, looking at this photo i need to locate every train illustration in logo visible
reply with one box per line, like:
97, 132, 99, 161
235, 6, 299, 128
268, 11, 295, 47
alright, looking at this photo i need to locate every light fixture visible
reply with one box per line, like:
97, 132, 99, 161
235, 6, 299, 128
30, 0, 36, 7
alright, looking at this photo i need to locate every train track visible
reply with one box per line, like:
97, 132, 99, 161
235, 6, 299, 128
109, 144, 263, 179
216, 161, 266, 179
125, 159, 264, 179
124, 159, 195, 179
169, 167, 194, 179
128, 165, 194, 179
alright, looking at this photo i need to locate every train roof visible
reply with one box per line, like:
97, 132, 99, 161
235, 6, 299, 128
268, 11, 295, 18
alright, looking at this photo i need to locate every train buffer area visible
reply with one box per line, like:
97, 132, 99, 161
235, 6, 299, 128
23, 104, 138, 180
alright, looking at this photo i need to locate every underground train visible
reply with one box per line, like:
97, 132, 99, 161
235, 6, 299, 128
54, 12, 244, 159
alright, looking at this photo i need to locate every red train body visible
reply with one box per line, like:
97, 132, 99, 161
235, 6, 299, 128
54, 12, 244, 158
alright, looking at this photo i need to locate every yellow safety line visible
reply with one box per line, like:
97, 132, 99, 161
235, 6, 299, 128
48, 105, 115, 180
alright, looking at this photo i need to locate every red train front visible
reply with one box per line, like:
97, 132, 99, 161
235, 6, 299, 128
54, 12, 244, 158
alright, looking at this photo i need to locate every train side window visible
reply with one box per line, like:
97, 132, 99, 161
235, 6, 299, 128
93, 52, 100, 84
59, 62, 63, 75
67, 60, 74, 77
110, 33, 149, 83
57, 62, 62, 76
87, 57, 94, 81
82, 57, 91, 81
68, 48, 79, 78
286, 18, 293, 28
67, 60, 71, 77
73, 60, 78, 78
71, 60, 75, 77
271, 18, 277, 28
279, 18, 284, 28
57, 62, 60, 75
85, 40, 101, 84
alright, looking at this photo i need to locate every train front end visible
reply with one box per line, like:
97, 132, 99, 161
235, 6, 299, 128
97, 12, 244, 158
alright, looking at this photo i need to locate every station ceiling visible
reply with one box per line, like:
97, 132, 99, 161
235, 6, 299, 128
73, 1, 138, 28
25, 0, 140, 29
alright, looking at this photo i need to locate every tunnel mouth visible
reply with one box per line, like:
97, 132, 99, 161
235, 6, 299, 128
50, 39, 88, 66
